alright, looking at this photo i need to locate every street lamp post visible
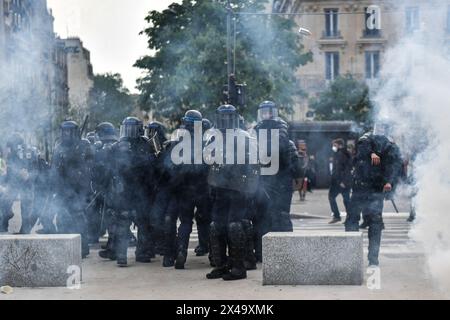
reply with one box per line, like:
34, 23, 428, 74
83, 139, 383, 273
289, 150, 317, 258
226, 0, 232, 103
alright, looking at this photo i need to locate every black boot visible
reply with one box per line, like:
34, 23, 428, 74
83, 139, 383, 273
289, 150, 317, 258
115, 214, 131, 267
101, 226, 116, 257
163, 215, 177, 267
135, 223, 153, 263
136, 255, 152, 263
163, 255, 174, 267
207, 222, 229, 279
222, 222, 247, 281
206, 267, 229, 279
195, 245, 209, 256
117, 258, 128, 267
175, 249, 187, 270
99, 249, 116, 261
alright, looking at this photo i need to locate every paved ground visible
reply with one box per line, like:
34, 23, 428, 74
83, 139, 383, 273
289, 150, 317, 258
1, 189, 447, 300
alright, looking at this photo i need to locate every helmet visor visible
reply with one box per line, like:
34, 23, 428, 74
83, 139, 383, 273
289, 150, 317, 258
258, 107, 278, 122
120, 124, 142, 139
216, 113, 238, 130
61, 128, 79, 143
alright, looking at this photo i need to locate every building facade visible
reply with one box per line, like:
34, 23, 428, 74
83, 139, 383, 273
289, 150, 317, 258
273, 0, 450, 120
64, 37, 94, 120
0, 0, 95, 150
0, 0, 54, 144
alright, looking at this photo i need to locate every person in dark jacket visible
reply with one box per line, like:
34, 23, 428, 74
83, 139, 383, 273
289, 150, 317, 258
345, 130, 402, 266
328, 139, 352, 224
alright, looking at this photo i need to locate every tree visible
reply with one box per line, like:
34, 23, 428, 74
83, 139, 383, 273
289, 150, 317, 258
88, 73, 134, 129
135, 0, 312, 127
309, 74, 373, 124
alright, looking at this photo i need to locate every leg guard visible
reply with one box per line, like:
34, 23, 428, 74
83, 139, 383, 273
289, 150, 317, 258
223, 221, 247, 281
114, 211, 132, 266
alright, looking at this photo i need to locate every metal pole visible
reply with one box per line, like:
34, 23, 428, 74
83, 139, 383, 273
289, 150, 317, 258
226, 0, 232, 102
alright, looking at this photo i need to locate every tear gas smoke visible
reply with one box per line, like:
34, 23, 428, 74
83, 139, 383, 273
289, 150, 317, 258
372, 7, 450, 293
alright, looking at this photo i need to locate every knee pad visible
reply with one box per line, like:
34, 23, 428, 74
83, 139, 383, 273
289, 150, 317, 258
228, 222, 244, 237
241, 219, 251, 229
210, 221, 226, 237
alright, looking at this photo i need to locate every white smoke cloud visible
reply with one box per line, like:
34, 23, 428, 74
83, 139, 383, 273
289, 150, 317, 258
372, 17, 450, 293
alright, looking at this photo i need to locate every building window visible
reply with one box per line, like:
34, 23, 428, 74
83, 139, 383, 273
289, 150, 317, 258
405, 7, 420, 33
365, 51, 380, 79
4, 0, 10, 15
325, 52, 339, 81
324, 9, 339, 37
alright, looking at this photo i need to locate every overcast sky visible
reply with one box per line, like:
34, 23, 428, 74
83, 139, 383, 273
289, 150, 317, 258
47, 0, 181, 93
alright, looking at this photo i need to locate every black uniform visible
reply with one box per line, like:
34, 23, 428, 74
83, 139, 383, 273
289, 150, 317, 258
106, 117, 156, 267
206, 104, 259, 281
51, 121, 93, 258
89, 123, 118, 245
253, 102, 304, 262
194, 119, 214, 257
145, 121, 169, 256
162, 110, 208, 269
1, 135, 47, 234
345, 133, 402, 266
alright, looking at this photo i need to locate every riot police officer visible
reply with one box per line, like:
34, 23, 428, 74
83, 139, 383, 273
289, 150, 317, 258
106, 117, 156, 267
1, 134, 46, 234
345, 127, 402, 267
145, 121, 169, 256
194, 118, 213, 257
162, 110, 208, 269
253, 101, 303, 260
51, 121, 93, 258
206, 105, 259, 281
90, 122, 118, 246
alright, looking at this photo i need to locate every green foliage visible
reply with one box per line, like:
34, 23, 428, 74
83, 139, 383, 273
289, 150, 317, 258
88, 73, 134, 128
135, 0, 312, 127
309, 74, 373, 124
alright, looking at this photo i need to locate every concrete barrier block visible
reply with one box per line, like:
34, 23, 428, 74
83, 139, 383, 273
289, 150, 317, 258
263, 231, 364, 285
0, 234, 82, 287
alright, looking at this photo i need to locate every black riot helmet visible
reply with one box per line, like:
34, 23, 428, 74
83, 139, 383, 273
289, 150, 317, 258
120, 117, 144, 140
202, 118, 212, 131
181, 110, 203, 131
216, 104, 239, 130
60, 120, 80, 144
145, 121, 167, 143
257, 101, 279, 122
95, 122, 117, 142
145, 121, 167, 154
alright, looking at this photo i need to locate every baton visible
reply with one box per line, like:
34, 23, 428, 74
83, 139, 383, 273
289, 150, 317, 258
391, 199, 400, 213
85, 191, 102, 211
